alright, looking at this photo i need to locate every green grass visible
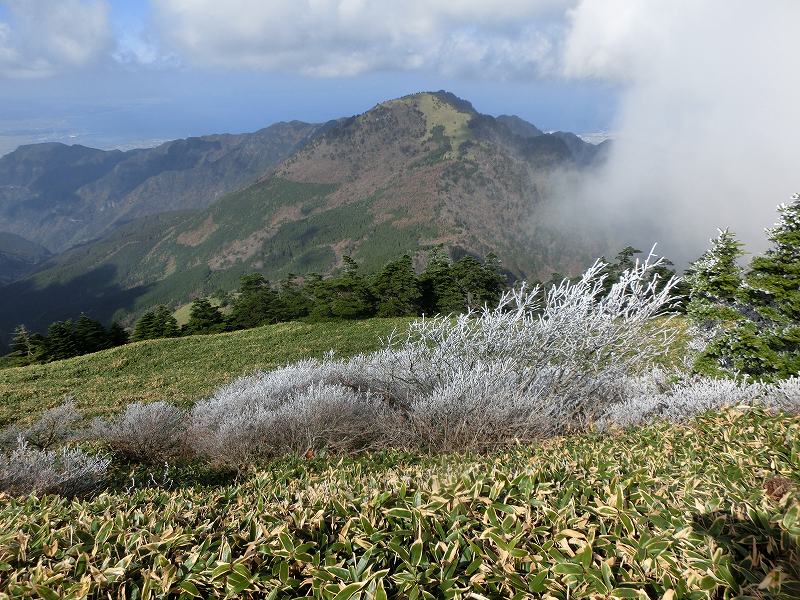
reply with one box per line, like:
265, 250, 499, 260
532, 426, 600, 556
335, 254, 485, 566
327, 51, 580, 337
1, 408, 798, 598
0, 318, 410, 425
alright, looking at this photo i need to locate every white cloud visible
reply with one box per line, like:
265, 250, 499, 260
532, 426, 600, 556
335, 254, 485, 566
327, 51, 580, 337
557, 0, 800, 262
0, 0, 112, 78
152, 0, 573, 77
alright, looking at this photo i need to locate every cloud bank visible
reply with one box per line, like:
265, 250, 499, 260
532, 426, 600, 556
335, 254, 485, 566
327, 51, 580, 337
0, 0, 112, 77
559, 0, 800, 262
152, 0, 572, 78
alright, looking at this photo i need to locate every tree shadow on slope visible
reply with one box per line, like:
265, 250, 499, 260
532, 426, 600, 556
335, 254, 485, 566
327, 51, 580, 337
692, 491, 800, 599
0, 264, 154, 348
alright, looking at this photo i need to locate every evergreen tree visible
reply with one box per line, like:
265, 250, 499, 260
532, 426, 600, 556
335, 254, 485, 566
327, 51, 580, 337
451, 253, 507, 310
152, 305, 179, 338
743, 195, 800, 323
10, 325, 33, 357
372, 255, 421, 317
275, 274, 311, 321
108, 322, 129, 346
228, 274, 280, 329
328, 256, 375, 319
133, 311, 157, 341
692, 197, 800, 381
74, 314, 110, 354
44, 320, 79, 361
419, 246, 464, 315
183, 298, 225, 335
686, 229, 746, 327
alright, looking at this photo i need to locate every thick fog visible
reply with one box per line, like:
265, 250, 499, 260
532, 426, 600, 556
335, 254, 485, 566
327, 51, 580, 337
560, 0, 800, 265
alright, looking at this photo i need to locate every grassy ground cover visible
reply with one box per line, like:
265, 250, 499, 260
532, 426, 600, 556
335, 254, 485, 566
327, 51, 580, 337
0, 318, 410, 424
0, 407, 797, 599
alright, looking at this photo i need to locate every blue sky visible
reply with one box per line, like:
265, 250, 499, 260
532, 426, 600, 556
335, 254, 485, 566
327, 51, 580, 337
0, 0, 619, 156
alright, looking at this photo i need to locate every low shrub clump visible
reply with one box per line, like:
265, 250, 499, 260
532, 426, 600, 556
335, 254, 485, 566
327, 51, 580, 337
0, 439, 109, 498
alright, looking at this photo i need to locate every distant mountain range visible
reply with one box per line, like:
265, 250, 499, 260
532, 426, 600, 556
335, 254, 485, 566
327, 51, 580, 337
0, 121, 320, 253
0, 91, 611, 345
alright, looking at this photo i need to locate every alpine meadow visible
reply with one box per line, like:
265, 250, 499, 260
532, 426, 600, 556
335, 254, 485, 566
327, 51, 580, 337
0, 1, 798, 599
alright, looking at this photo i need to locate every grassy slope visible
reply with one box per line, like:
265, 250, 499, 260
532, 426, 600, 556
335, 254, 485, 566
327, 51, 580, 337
0, 318, 409, 424
1, 408, 798, 598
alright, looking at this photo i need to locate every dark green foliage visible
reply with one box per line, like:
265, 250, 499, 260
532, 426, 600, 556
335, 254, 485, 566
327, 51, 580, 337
227, 274, 281, 329
371, 255, 421, 317
133, 306, 179, 341
108, 322, 129, 347
419, 247, 465, 315
686, 230, 746, 325
183, 299, 226, 335
132, 312, 157, 342
74, 314, 111, 355
274, 275, 311, 321
690, 197, 800, 381
44, 321, 79, 362
327, 256, 375, 319
451, 253, 507, 310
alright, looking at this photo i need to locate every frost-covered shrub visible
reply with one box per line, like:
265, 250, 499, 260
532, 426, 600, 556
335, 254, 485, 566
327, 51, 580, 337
187, 252, 683, 458
189, 362, 383, 467
90, 401, 187, 463
601, 374, 800, 429
368, 253, 681, 435
0, 399, 80, 452
0, 439, 110, 497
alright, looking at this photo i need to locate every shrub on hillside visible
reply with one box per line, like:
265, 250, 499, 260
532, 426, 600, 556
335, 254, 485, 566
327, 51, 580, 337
90, 401, 187, 463
0, 399, 80, 451
0, 439, 109, 497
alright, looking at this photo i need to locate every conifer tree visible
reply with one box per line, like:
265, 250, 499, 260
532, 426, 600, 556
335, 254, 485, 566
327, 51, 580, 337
328, 256, 375, 319
74, 314, 110, 354
743, 194, 800, 323
274, 274, 311, 321
686, 229, 746, 328
44, 320, 79, 361
371, 255, 421, 316
133, 311, 156, 341
108, 322, 129, 346
419, 246, 464, 315
451, 253, 507, 310
228, 274, 280, 329
10, 325, 32, 357
183, 298, 225, 335
152, 305, 179, 338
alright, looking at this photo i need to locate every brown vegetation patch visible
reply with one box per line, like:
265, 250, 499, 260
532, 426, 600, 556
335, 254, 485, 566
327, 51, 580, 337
177, 216, 218, 247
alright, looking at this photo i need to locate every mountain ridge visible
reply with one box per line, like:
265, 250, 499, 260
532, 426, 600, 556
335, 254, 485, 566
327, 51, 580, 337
0, 91, 610, 345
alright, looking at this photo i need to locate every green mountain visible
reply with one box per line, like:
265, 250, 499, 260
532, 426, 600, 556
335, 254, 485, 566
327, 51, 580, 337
0, 232, 51, 284
0, 91, 609, 344
0, 121, 320, 253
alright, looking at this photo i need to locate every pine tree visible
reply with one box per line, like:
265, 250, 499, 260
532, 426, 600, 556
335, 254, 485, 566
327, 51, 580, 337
44, 320, 79, 361
74, 314, 110, 354
274, 274, 311, 321
419, 246, 464, 315
328, 256, 375, 319
10, 325, 32, 357
371, 255, 421, 317
743, 194, 800, 323
133, 311, 157, 341
228, 274, 280, 329
451, 254, 508, 310
183, 298, 225, 335
108, 322, 129, 346
152, 305, 179, 338
693, 197, 800, 381
686, 229, 746, 328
